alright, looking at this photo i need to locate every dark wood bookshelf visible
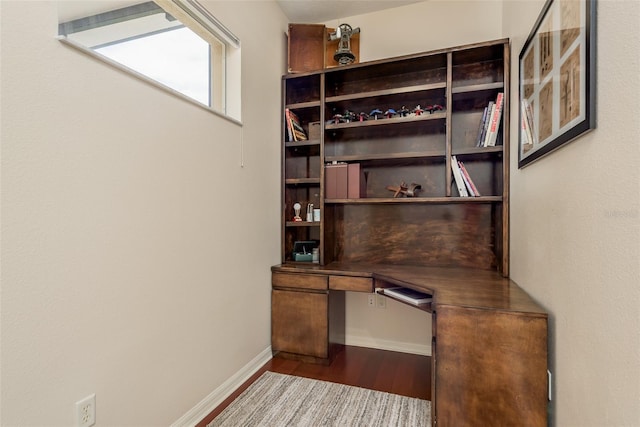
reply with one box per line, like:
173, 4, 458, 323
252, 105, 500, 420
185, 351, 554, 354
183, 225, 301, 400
280, 38, 510, 271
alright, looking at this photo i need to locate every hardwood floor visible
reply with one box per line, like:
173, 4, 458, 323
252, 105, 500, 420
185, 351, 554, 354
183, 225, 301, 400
196, 345, 431, 427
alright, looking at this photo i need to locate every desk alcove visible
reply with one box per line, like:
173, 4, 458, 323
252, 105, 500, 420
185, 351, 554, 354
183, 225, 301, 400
273, 39, 548, 426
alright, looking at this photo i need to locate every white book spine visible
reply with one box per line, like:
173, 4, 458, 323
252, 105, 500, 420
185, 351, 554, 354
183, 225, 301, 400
483, 103, 497, 147
451, 155, 469, 197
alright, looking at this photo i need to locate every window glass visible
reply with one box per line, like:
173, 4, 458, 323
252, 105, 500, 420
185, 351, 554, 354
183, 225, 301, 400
58, 1, 240, 121
96, 26, 211, 105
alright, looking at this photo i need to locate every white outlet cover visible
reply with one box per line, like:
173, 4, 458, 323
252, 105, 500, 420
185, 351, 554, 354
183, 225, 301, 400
75, 393, 96, 427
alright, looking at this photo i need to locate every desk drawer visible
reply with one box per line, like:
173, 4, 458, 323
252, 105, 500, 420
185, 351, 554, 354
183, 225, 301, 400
329, 275, 373, 292
272, 272, 327, 291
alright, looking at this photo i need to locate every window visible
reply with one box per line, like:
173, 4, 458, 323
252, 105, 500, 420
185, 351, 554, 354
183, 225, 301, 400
58, 0, 241, 121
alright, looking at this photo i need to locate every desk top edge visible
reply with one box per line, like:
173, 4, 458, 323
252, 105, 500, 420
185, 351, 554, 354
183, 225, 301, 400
271, 263, 547, 316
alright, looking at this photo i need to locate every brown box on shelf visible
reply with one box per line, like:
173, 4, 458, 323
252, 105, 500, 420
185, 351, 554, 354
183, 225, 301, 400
325, 163, 348, 199
308, 121, 321, 141
347, 163, 366, 198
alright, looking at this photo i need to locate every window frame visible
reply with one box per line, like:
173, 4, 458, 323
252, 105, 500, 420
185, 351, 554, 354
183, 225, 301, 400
57, 0, 242, 125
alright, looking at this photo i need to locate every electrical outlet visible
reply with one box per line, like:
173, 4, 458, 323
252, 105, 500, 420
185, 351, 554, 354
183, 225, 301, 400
75, 394, 96, 427
367, 294, 375, 308
376, 294, 386, 309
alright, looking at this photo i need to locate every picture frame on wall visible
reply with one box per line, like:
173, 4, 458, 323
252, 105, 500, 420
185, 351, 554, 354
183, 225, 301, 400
518, 0, 596, 168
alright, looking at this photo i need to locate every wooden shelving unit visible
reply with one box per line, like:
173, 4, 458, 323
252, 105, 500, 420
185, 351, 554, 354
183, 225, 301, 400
275, 39, 549, 427
281, 38, 510, 275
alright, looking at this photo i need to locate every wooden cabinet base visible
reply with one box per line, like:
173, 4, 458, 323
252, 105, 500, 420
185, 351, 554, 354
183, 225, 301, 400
434, 305, 548, 426
271, 273, 345, 364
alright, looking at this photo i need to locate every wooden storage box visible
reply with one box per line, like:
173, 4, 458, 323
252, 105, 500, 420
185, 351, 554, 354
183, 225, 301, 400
308, 121, 321, 140
288, 24, 326, 73
288, 24, 360, 73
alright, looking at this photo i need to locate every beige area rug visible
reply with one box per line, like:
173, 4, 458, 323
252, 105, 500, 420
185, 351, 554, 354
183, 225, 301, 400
208, 371, 430, 426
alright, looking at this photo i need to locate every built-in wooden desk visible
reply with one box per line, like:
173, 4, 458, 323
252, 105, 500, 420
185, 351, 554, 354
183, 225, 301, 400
271, 263, 548, 427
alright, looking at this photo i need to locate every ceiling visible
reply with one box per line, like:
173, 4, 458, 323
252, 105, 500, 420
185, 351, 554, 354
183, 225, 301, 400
56, 1, 427, 30
276, 0, 426, 23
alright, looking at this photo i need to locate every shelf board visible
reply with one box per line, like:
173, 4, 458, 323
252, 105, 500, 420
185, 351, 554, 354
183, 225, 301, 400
286, 221, 321, 227
325, 112, 446, 130
451, 81, 504, 95
326, 82, 447, 103
453, 145, 503, 156
325, 196, 502, 204
325, 150, 444, 163
285, 100, 321, 110
285, 178, 321, 185
285, 139, 321, 148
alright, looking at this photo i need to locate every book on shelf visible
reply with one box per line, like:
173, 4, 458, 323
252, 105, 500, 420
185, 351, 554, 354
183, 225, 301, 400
383, 287, 432, 305
451, 155, 469, 197
485, 92, 504, 147
347, 163, 366, 198
325, 162, 348, 199
285, 108, 307, 142
474, 105, 489, 147
479, 102, 495, 147
458, 159, 481, 197
285, 108, 294, 142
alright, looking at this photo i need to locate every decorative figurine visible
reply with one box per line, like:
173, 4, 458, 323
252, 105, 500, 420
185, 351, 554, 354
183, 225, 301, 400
425, 104, 444, 114
330, 113, 344, 124
386, 182, 422, 198
398, 106, 411, 117
370, 109, 383, 120
328, 23, 361, 65
343, 110, 357, 123
358, 112, 369, 122
293, 202, 302, 221
414, 105, 425, 116
384, 108, 397, 119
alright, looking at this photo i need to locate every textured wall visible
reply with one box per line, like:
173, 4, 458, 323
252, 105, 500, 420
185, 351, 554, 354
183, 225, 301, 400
504, 1, 640, 425
0, 1, 286, 425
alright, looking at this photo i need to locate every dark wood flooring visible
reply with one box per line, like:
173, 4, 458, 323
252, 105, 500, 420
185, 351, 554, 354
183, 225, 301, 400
197, 345, 431, 427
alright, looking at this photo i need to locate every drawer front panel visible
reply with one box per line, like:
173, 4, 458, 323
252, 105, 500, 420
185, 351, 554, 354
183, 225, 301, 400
272, 272, 327, 290
329, 275, 373, 292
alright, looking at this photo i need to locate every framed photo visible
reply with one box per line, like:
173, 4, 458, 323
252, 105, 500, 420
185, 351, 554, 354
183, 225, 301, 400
518, 0, 596, 168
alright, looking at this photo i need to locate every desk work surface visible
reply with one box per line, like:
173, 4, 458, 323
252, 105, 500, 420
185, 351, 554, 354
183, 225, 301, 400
271, 263, 546, 316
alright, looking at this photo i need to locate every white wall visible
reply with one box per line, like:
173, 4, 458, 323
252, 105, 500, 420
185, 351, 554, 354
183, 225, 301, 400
0, 1, 287, 425
323, 1, 504, 356
503, 0, 640, 425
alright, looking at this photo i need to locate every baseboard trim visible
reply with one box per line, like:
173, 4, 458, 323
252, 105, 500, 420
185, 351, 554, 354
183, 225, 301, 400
345, 336, 431, 356
171, 346, 273, 427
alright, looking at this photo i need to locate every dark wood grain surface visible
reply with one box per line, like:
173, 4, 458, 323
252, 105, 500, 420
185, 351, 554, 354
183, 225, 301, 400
272, 263, 546, 314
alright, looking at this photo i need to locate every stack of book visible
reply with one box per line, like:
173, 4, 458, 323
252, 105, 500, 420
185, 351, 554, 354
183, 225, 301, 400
451, 155, 481, 197
285, 108, 307, 142
474, 92, 504, 147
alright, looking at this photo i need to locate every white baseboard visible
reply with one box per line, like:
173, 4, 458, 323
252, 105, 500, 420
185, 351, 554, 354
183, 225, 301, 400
171, 346, 273, 427
345, 335, 431, 356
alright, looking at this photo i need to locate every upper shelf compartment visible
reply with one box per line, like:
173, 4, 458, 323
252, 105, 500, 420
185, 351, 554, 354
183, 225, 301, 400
284, 73, 321, 107
324, 53, 447, 99
451, 43, 506, 92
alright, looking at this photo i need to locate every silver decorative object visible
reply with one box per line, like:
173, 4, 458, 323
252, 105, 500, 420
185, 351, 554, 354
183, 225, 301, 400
328, 23, 360, 65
